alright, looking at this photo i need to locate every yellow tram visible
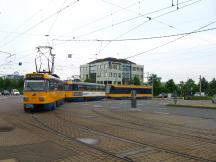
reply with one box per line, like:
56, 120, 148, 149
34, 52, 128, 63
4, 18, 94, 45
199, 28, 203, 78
23, 72, 65, 111
105, 84, 153, 99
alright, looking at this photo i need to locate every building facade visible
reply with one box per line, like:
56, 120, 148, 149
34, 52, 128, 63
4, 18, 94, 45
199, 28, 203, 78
80, 57, 144, 84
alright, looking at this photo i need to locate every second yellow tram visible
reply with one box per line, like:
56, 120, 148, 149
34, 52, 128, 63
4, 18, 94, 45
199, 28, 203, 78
105, 84, 153, 99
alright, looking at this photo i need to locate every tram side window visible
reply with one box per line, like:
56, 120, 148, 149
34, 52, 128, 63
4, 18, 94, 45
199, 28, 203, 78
98, 86, 105, 91
65, 85, 69, 91
78, 84, 84, 91
147, 88, 152, 94
49, 80, 61, 91
49, 81, 55, 91
91, 85, 97, 91
86, 85, 92, 91
71, 84, 78, 91
111, 87, 131, 94
58, 82, 64, 91
54, 81, 58, 90
137, 88, 152, 94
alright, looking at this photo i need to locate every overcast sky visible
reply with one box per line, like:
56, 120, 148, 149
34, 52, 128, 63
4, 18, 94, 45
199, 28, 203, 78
0, 0, 215, 83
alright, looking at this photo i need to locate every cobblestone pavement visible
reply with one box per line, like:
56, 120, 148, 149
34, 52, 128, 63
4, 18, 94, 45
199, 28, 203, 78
0, 96, 216, 162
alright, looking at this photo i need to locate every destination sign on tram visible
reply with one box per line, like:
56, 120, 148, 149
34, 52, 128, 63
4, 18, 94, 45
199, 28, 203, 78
26, 74, 44, 79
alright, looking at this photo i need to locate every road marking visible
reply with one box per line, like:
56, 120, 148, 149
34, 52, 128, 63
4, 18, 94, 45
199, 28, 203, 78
110, 107, 119, 109
154, 111, 170, 115
0, 96, 8, 100
93, 105, 102, 107
81, 103, 89, 105
118, 102, 127, 105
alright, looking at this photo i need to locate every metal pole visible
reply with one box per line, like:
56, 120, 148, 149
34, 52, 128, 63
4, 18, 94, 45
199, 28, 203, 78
152, 76, 154, 99
131, 90, 136, 108
149, 73, 153, 98
199, 75, 202, 96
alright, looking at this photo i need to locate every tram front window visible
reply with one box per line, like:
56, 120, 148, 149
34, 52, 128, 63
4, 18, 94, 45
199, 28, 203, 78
24, 80, 48, 91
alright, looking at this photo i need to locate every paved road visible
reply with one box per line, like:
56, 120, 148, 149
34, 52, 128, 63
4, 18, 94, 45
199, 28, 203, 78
0, 96, 216, 162
1, 96, 215, 119
94, 99, 216, 120
0, 95, 23, 113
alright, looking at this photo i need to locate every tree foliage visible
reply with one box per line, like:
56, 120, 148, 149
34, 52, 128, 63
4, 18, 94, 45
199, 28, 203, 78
148, 74, 162, 96
165, 79, 177, 93
208, 78, 216, 96
0, 77, 24, 93
129, 76, 141, 85
146, 75, 216, 97
184, 78, 198, 96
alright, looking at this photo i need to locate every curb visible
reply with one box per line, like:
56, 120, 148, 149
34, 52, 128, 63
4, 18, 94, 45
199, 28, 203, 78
166, 104, 216, 110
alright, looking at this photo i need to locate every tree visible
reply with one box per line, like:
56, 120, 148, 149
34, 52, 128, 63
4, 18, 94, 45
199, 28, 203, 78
4, 78, 11, 90
0, 78, 3, 90
133, 76, 141, 85
129, 76, 141, 85
84, 78, 91, 83
178, 81, 187, 97
0, 77, 24, 93
185, 78, 198, 96
128, 78, 134, 85
148, 74, 162, 96
165, 79, 177, 93
209, 78, 216, 96
198, 77, 209, 95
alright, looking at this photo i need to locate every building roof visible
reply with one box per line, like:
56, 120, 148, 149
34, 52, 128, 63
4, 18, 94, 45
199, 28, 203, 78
88, 57, 135, 64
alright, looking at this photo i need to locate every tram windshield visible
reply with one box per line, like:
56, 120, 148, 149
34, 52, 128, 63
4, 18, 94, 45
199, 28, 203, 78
24, 80, 48, 91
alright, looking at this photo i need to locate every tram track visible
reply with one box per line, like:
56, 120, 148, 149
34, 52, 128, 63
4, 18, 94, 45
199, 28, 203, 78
6, 112, 134, 162
32, 115, 135, 162
55, 108, 216, 145
2, 110, 216, 161
52, 111, 215, 162
91, 109, 216, 141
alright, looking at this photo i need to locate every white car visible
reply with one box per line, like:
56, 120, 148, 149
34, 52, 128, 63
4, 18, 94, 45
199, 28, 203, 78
212, 95, 216, 104
11, 89, 20, 95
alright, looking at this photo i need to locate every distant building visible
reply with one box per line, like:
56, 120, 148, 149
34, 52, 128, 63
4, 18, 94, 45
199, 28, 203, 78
80, 57, 144, 84
0, 72, 23, 80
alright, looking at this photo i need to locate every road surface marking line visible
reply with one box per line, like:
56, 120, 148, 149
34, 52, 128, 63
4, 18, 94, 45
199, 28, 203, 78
93, 105, 102, 107
154, 111, 170, 115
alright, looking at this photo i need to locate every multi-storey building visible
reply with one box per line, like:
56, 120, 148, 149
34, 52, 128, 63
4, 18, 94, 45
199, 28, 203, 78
80, 57, 144, 84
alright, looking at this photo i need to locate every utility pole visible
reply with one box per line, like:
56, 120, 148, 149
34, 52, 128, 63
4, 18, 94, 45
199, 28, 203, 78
151, 74, 154, 99
199, 75, 202, 96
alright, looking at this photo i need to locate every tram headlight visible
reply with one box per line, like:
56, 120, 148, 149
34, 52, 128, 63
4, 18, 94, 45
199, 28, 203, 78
39, 96, 45, 102
23, 96, 29, 101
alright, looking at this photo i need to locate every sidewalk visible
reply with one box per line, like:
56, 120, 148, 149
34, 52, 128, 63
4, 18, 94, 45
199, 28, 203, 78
164, 98, 216, 109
